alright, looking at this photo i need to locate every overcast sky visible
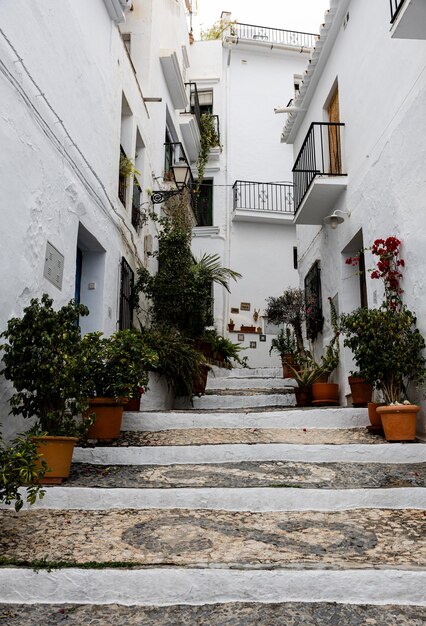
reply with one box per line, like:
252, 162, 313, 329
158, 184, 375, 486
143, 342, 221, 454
188, 1, 331, 39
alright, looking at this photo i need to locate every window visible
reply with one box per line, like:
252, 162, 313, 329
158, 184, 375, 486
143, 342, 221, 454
119, 257, 134, 330
192, 89, 213, 116
195, 179, 213, 226
164, 128, 173, 177
304, 260, 323, 340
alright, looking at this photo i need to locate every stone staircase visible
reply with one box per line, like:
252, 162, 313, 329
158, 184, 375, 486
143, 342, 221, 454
0, 367, 425, 624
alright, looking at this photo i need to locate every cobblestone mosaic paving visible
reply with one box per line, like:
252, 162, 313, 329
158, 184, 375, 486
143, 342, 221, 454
1, 602, 425, 625
100, 428, 386, 446
66, 461, 426, 489
1, 509, 424, 568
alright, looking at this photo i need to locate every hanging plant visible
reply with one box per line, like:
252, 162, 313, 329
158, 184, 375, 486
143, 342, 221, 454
119, 154, 141, 179
195, 113, 219, 196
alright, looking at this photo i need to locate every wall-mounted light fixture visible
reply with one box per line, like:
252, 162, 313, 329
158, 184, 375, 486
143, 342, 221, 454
323, 209, 351, 229
151, 143, 193, 204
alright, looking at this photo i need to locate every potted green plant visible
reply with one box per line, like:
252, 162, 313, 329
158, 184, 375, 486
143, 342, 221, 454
342, 237, 425, 439
228, 319, 235, 332
269, 327, 298, 378
311, 336, 340, 406
1, 433, 46, 511
288, 358, 323, 407
82, 329, 158, 439
266, 288, 308, 360
0, 295, 93, 483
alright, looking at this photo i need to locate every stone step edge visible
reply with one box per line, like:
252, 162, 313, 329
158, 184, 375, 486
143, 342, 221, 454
1, 569, 425, 606
122, 408, 369, 431
204, 389, 295, 396
7, 486, 425, 512
73, 443, 426, 466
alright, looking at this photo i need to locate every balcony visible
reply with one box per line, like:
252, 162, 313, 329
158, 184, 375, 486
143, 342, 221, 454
292, 123, 347, 225
159, 50, 188, 109
232, 180, 295, 224
229, 23, 317, 49
390, 0, 426, 39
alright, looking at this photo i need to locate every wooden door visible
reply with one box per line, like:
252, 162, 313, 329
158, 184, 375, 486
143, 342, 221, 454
328, 88, 341, 174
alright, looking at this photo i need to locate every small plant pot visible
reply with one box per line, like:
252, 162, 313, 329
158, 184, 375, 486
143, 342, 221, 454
123, 390, 143, 412
348, 376, 373, 407
376, 404, 420, 441
294, 386, 312, 407
367, 402, 386, 430
32, 436, 78, 484
85, 397, 126, 440
282, 354, 298, 379
228, 323, 235, 332
311, 382, 340, 406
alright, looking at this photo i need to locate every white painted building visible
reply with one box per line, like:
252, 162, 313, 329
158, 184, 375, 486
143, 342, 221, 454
188, 15, 315, 367
0, 0, 198, 438
282, 0, 426, 435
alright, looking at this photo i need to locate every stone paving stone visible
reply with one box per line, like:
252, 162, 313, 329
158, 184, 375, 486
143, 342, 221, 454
102, 428, 386, 447
1, 509, 424, 568
67, 461, 426, 489
1, 602, 425, 625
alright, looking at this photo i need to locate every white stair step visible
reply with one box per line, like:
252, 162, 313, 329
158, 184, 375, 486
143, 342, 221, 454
1, 568, 424, 606
13, 486, 426, 512
175, 392, 295, 410
73, 443, 426, 466
211, 366, 282, 379
206, 376, 294, 390
122, 408, 370, 431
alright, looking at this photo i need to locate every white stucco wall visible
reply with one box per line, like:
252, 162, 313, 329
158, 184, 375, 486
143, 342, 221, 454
287, 0, 426, 434
188, 33, 311, 367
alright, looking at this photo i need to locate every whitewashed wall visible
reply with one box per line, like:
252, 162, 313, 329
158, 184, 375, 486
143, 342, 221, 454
189, 33, 309, 367
288, 0, 426, 434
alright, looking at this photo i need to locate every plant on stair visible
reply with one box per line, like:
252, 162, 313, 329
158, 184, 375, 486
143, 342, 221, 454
269, 326, 298, 378
265, 288, 309, 361
0, 432, 46, 511
81, 329, 158, 439
0, 294, 95, 483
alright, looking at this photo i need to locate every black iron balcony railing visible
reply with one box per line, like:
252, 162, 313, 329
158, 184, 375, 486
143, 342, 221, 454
118, 145, 127, 206
390, 0, 406, 23
232, 23, 317, 48
292, 122, 346, 212
131, 179, 142, 231
233, 180, 294, 215
185, 82, 201, 130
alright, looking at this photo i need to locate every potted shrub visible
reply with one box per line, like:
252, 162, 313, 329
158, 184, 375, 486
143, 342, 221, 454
82, 329, 158, 439
266, 288, 311, 361
347, 373, 373, 407
269, 327, 298, 378
0, 295, 93, 483
311, 336, 340, 406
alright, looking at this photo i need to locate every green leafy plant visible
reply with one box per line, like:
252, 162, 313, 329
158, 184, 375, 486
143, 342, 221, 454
82, 329, 158, 399
266, 288, 308, 359
203, 330, 247, 367
288, 358, 324, 388
119, 154, 141, 179
195, 113, 219, 196
269, 327, 297, 360
140, 327, 202, 398
0, 295, 92, 436
340, 306, 425, 404
0, 433, 46, 512
200, 19, 237, 40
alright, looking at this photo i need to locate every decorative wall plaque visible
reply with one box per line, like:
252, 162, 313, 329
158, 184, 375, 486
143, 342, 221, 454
240, 302, 251, 311
249, 341, 257, 348
230, 307, 239, 314
237, 333, 245, 341
259, 334, 266, 342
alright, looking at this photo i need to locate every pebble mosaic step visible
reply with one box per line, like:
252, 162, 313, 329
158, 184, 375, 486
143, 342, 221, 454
1, 508, 425, 569
66, 460, 426, 490
1, 602, 425, 625
123, 407, 370, 431
92, 428, 386, 447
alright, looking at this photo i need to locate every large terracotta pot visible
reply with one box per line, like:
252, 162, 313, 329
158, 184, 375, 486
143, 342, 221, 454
123, 389, 143, 412
282, 354, 298, 379
193, 363, 210, 396
85, 397, 126, 439
311, 382, 340, 406
32, 436, 78, 484
348, 376, 373, 407
376, 404, 420, 441
367, 402, 385, 429
294, 386, 311, 407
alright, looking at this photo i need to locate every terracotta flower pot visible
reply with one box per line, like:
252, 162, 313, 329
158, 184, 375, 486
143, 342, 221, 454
294, 386, 312, 407
376, 404, 420, 441
367, 402, 386, 429
193, 363, 210, 396
311, 382, 340, 406
85, 397, 126, 440
32, 435, 78, 484
228, 323, 235, 332
348, 376, 373, 407
123, 390, 143, 412
282, 354, 298, 379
